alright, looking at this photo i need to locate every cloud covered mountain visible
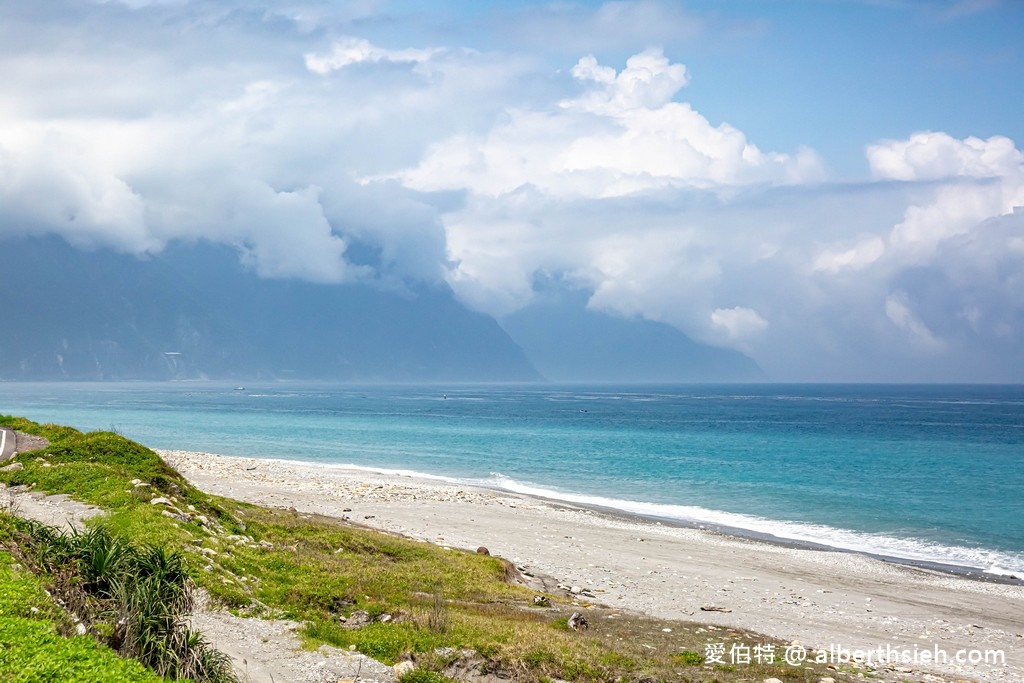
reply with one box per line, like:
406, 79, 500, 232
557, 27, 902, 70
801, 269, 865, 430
0, 237, 766, 383
0, 237, 540, 381
1, 2, 1022, 381
502, 288, 765, 383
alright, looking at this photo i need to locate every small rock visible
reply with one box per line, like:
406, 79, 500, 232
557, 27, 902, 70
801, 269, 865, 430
258, 540, 274, 549
199, 548, 218, 557
569, 585, 582, 595
0, 462, 24, 472
700, 605, 732, 613
818, 678, 836, 683
342, 610, 372, 629
764, 679, 784, 683
476, 546, 490, 555
150, 496, 171, 506
533, 595, 551, 607
567, 612, 589, 631
393, 661, 415, 677
75, 623, 87, 636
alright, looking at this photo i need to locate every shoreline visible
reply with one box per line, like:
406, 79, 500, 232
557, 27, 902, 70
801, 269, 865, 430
526, 499, 1024, 587
170, 451, 1024, 584
158, 448, 1024, 683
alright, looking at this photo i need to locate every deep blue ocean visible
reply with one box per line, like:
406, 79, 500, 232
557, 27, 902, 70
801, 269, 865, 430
3, 382, 1022, 575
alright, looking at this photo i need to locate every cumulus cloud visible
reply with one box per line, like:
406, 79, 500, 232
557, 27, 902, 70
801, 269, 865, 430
863, 133, 1024, 254
390, 49, 823, 199
0, 131, 153, 252
868, 132, 1022, 181
0, 6, 478, 285
566, 49, 690, 113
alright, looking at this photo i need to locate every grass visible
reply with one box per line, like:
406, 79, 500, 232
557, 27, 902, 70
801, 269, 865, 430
0, 550, 165, 682
1, 515, 237, 682
0, 415, 879, 682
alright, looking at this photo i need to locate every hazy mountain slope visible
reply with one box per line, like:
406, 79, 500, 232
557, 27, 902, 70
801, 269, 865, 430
0, 237, 539, 381
501, 291, 765, 382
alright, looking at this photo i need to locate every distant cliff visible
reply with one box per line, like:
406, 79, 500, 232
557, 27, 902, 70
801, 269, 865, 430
501, 289, 765, 383
1, 237, 764, 383
0, 237, 540, 382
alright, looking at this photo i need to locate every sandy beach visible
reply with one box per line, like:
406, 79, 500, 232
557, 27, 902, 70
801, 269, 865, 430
158, 449, 1024, 683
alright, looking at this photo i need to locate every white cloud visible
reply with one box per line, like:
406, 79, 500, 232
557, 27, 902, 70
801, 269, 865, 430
565, 49, 689, 113
813, 236, 886, 273
389, 49, 824, 199
866, 132, 1024, 254
710, 306, 769, 341
868, 132, 1022, 181
0, 18, 475, 285
304, 37, 439, 74
885, 291, 947, 352
0, 128, 154, 252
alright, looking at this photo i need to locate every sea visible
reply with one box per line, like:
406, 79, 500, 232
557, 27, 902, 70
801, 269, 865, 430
2, 382, 1022, 577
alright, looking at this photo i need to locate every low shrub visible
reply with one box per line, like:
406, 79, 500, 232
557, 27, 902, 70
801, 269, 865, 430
1, 515, 236, 683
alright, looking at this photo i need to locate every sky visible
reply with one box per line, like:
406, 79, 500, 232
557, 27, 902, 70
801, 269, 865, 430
1, 0, 1022, 382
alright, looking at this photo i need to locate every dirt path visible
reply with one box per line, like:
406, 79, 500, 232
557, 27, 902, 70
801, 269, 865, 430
1, 480, 395, 683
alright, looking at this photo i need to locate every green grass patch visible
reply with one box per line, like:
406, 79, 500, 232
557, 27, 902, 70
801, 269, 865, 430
0, 551, 164, 683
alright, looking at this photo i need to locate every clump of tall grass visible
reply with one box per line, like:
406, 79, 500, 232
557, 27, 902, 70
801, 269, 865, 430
1, 515, 236, 683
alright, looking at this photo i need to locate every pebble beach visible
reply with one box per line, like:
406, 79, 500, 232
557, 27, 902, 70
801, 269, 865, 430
158, 449, 1024, 683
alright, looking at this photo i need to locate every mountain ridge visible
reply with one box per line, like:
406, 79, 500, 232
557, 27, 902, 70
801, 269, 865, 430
1, 237, 764, 383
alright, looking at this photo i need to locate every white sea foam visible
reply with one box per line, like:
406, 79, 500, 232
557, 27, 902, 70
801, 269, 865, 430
189, 452, 1024, 576
983, 565, 1023, 578
485, 474, 1024, 575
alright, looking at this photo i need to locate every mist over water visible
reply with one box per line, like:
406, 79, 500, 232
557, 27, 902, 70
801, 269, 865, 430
4, 382, 1023, 574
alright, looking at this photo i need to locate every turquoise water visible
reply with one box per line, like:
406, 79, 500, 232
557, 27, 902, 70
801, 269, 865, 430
3, 382, 1023, 574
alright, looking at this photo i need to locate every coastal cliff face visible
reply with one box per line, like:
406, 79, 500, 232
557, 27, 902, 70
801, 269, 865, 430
501, 289, 766, 383
0, 237, 540, 382
0, 236, 765, 382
